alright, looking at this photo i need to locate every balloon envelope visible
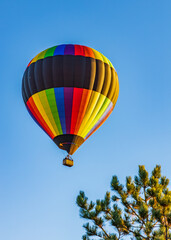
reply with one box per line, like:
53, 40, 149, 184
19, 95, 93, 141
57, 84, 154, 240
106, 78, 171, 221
22, 44, 119, 155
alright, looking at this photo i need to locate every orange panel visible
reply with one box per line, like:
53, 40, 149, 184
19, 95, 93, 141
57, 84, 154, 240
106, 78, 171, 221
74, 89, 92, 134
83, 46, 95, 58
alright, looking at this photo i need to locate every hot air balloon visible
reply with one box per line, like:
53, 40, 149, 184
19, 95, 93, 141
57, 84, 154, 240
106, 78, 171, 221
22, 44, 119, 167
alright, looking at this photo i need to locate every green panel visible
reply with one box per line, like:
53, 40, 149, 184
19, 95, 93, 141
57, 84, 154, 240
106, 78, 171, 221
45, 88, 63, 134
44, 46, 57, 58
98, 98, 111, 117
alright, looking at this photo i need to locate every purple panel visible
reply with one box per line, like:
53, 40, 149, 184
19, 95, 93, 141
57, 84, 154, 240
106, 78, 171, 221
64, 44, 75, 55
64, 87, 74, 133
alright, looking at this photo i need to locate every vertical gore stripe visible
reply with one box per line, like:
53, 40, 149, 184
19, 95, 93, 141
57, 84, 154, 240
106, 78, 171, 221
64, 87, 73, 133
78, 91, 100, 135
46, 88, 63, 135
54, 87, 66, 133
81, 94, 106, 137
74, 89, 92, 134
70, 88, 83, 134
38, 91, 59, 135
32, 94, 57, 136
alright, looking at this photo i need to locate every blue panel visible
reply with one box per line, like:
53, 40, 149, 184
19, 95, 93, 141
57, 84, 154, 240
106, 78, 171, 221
54, 44, 66, 56
54, 87, 66, 134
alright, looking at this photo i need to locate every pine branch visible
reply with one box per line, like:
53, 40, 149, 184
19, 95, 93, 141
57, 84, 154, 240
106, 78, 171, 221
77, 165, 171, 240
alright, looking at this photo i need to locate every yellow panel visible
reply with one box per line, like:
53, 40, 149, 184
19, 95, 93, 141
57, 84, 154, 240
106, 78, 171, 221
78, 91, 100, 136
82, 98, 111, 138
38, 91, 59, 136
32, 93, 57, 136
37, 49, 48, 61
30, 52, 41, 64
91, 48, 104, 62
30, 49, 48, 64
101, 54, 110, 65
114, 83, 119, 106
91, 49, 114, 69
84, 103, 114, 140
81, 94, 106, 137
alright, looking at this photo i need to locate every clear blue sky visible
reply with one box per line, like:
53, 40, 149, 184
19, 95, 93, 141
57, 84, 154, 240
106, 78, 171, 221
0, 1, 171, 239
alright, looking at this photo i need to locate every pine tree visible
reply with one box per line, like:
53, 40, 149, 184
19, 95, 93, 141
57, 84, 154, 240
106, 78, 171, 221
76, 165, 171, 240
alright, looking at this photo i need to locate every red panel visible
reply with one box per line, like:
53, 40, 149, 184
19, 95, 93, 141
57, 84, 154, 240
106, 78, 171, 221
27, 97, 55, 139
74, 45, 85, 56
70, 88, 83, 134
27, 59, 33, 68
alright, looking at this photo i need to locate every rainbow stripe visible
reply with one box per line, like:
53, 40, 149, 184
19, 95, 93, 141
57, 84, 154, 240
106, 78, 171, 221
28, 44, 114, 69
22, 44, 119, 154
26, 87, 116, 140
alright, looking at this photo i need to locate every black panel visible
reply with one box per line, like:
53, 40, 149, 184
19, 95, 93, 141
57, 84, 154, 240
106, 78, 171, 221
22, 76, 27, 104
53, 134, 84, 155
93, 60, 105, 93
23, 68, 32, 100
101, 64, 111, 96
28, 63, 37, 96
52, 55, 64, 87
63, 55, 74, 87
43, 57, 53, 89
34, 59, 45, 92
84, 58, 96, 90
73, 56, 86, 88
22, 55, 114, 103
